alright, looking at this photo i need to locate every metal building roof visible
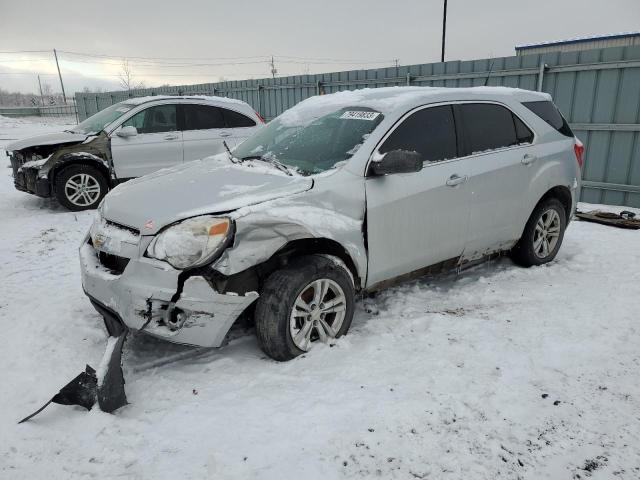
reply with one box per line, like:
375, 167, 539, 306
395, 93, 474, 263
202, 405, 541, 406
516, 31, 640, 50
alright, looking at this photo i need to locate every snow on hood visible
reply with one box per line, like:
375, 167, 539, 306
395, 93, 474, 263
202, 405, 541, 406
101, 156, 313, 234
5, 130, 87, 151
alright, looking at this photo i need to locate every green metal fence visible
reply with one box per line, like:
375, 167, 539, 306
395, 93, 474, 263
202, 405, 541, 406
75, 45, 640, 207
0, 104, 77, 118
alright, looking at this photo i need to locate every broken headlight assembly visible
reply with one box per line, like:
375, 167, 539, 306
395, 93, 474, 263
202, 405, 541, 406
146, 216, 233, 269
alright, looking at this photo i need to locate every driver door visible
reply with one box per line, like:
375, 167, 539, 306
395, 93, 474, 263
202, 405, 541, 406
110, 103, 183, 179
365, 104, 472, 287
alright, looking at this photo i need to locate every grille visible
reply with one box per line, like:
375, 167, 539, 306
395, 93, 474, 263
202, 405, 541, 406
104, 220, 140, 237
98, 251, 130, 275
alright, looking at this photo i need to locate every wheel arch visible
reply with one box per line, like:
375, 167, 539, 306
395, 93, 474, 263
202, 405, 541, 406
534, 185, 573, 222
50, 155, 111, 192
273, 238, 361, 288
209, 236, 363, 296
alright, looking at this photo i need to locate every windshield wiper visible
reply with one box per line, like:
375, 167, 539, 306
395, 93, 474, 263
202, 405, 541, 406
240, 155, 293, 176
222, 140, 240, 164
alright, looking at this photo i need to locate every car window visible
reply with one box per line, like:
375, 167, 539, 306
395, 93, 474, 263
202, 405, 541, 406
379, 105, 457, 163
232, 106, 384, 176
459, 103, 519, 154
514, 114, 534, 144
183, 104, 225, 130
522, 100, 573, 137
71, 103, 135, 135
122, 104, 177, 134
222, 108, 256, 127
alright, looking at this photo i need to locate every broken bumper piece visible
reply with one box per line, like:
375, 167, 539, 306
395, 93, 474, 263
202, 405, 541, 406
80, 242, 258, 348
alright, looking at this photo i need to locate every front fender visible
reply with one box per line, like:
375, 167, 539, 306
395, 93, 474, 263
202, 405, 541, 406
211, 172, 367, 287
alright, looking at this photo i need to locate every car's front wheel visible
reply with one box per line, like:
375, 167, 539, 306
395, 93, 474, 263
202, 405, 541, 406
511, 197, 567, 267
255, 255, 355, 361
55, 164, 108, 211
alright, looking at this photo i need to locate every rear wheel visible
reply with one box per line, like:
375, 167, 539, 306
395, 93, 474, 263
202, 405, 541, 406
55, 164, 108, 211
255, 255, 355, 361
511, 197, 567, 267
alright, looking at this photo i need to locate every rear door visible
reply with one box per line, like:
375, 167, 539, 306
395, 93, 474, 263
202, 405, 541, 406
457, 102, 536, 257
220, 107, 259, 147
181, 104, 231, 162
110, 103, 182, 179
365, 104, 472, 287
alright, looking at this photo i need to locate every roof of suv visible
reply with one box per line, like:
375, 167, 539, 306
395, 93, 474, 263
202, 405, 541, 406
278, 86, 551, 125
122, 95, 249, 107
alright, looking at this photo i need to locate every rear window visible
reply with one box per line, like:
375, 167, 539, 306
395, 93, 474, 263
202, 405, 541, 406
522, 100, 573, 137
222, 108, 256, 127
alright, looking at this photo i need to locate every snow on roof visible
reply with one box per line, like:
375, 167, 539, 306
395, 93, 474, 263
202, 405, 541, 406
121, 95, 246, 106
516, 31, 640, 50
278, 86, 549, 126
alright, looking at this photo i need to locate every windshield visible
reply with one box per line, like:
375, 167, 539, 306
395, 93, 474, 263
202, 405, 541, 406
232, 107, 384, 175
70, 103, 135, 135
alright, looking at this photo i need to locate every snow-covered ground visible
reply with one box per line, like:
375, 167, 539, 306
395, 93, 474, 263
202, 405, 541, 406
1, 116, 639, 480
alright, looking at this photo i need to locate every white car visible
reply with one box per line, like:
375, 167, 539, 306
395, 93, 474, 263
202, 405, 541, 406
6, 95, 264, 210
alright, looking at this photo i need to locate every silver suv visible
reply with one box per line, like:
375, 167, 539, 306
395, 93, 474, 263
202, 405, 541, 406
80, 87, 582, 361
6, 95, 262, 210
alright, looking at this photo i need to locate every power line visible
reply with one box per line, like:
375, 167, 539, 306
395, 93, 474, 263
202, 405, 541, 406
0, 50, 50, 54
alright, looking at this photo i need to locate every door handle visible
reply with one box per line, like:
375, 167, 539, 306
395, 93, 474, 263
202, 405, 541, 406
164, 133, 179, 140
446, 174, 468, 187
219, 131, 232, 137
521, 153, 537, 165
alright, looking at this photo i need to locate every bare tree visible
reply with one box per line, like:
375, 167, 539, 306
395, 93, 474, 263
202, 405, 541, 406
118, 59, 145, 91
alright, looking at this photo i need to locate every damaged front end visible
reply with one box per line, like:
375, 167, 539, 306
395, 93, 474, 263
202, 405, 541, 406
80, 217, 259, 349
7, 132, 111, 198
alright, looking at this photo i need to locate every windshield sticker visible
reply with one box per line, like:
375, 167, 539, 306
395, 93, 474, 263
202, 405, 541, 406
340, 111, 381, 121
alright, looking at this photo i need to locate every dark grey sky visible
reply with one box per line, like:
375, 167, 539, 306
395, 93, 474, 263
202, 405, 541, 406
1, 0, 639, 94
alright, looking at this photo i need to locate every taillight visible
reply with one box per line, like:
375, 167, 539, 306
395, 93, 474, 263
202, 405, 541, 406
255, 111, 266, 124
574, 139, 584, 168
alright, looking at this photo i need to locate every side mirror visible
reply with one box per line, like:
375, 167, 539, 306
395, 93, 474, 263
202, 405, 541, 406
370, 150, 423, 176
116, 126, 138, 138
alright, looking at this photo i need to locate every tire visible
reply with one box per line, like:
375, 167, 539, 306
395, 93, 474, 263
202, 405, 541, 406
511, 197, 567, 267
255, 255, 355, 361
54, 164, 108, 211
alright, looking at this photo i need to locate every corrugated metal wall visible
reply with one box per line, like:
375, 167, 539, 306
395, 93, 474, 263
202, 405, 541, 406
75, 45, 640, 207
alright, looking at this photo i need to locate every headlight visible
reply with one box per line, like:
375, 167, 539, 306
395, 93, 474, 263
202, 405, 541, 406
146, 216, 232, 269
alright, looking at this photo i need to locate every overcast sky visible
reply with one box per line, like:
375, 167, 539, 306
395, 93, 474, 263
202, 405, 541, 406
1, 0, 639, 95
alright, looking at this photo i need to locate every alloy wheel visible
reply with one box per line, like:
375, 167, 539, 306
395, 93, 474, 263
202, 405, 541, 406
64, 173, 101, 207
289, 278, 347, 351
533, 208, 561, 259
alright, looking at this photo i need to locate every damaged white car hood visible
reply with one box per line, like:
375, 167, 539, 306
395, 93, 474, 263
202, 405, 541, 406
5, 131, 88, 151
101, 158, 313, 234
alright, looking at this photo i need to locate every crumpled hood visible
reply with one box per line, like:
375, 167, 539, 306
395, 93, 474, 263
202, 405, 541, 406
5, 131, 88, 151
102, 158, 313, 234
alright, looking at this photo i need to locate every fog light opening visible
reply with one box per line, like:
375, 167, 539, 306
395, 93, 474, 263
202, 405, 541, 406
167, 308, 188, 331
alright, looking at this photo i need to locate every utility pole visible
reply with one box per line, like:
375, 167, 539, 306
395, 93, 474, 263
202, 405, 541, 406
441, 0, 448, 62
53, 49, 67, 104
37, 75, 45, 106
270, 55, 277, 79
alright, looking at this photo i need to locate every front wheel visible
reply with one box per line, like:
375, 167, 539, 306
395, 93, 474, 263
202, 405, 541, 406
511, 197, 567, 267
255, 255, 355, 361
55, 164, 108, 211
